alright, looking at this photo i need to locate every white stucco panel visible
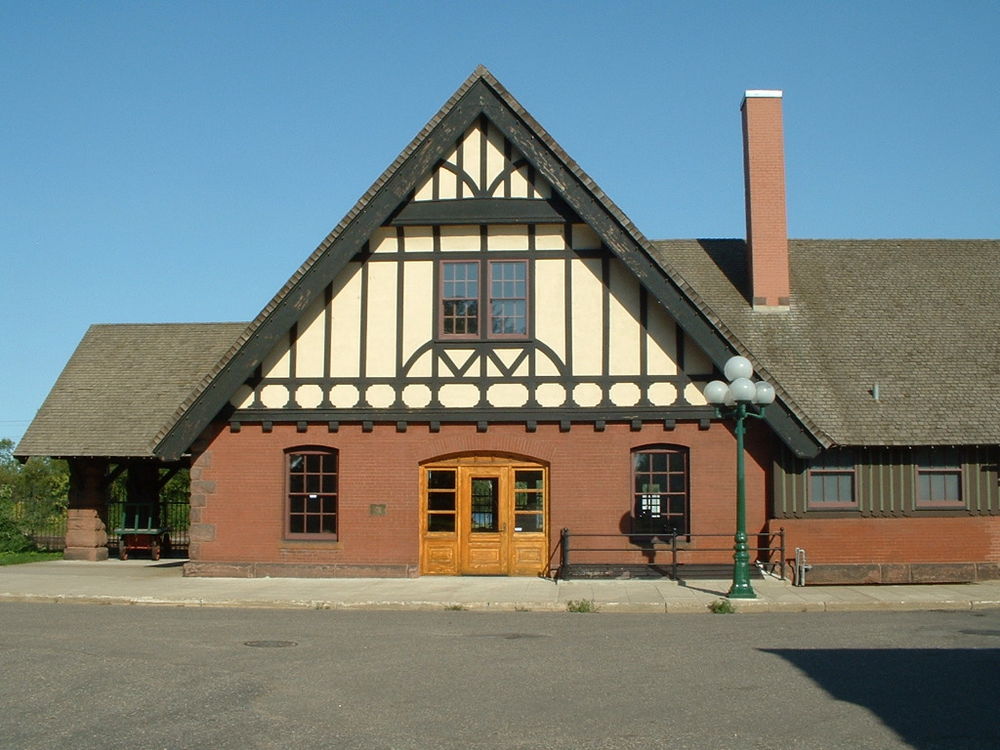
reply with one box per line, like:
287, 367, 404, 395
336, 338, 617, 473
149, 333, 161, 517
487, 383, 529, 408
437, 383, 480, 408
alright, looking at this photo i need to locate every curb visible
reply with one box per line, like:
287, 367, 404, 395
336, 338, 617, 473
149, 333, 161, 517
4, 592, 999, 613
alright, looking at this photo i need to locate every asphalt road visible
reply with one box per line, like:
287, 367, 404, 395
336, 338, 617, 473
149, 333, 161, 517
1, 603, 998, 750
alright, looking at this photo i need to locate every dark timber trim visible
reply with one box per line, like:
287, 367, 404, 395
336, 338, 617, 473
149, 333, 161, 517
390, 197, 576, 225
155, 69, 821, 460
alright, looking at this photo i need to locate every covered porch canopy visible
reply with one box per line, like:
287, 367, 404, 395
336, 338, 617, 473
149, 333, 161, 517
15, 323, 244, 559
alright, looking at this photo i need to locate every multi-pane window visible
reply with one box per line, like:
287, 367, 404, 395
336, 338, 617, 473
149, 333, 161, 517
808, 450, 856, 507
513, 469, 544, 533
489, 261, 527, 336
442, 262, 479, 336
440, 260, 528, 339
915, 448, 963, 506
287, 449, 338, 537
632, 447, 689, 535
426, 469, 457, 532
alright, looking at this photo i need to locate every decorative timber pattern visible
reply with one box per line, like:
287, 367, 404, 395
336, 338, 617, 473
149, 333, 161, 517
413, 116, 552, 202
229, 123, 716, 424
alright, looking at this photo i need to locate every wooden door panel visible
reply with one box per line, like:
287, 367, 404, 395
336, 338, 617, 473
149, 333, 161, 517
423, 539, 458, 575
509, 538, 546, 576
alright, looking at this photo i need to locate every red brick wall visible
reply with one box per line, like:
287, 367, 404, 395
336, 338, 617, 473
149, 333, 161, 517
188, 419, 771, 574
775, 516, 1000, 565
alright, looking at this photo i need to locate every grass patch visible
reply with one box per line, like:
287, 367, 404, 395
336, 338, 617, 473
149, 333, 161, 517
0, 550, 62, 566
566, 599, 598, 613
708, 598, 736, 614
444, 604, 468, 611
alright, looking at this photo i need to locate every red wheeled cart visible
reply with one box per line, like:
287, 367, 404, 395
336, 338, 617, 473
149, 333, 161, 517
114, 501, 171, 561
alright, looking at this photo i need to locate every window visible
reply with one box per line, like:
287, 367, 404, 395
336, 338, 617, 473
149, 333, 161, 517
808, 450, 856, 507
915, 448, 963, 507
442, 262, 479, 336
632, 446, 689, 535
440, 260, 528, 339
426, 469, 457, 532
286, 448, 338, 538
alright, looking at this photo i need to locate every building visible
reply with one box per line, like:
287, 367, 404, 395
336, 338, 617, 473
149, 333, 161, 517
17, 67, 1000, 584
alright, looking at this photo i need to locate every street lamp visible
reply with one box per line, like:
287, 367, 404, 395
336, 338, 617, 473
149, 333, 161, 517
703, 356, 776, 599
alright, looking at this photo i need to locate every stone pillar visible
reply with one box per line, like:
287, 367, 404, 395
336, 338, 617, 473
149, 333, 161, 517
65, 458, 110, 561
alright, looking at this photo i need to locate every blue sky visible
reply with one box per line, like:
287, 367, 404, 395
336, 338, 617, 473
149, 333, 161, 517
3, 1, 999, 445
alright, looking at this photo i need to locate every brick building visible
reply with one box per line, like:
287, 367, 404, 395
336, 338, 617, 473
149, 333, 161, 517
17, 68, 1000, 584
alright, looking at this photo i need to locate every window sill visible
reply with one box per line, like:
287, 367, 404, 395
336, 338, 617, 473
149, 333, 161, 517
434, 337, 533, 344
281, 538, 342, 549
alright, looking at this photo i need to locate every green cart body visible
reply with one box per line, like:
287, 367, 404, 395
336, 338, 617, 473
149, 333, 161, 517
114, 501, 171, 560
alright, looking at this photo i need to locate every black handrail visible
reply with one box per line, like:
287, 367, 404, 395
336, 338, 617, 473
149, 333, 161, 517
559, 527, 785, 580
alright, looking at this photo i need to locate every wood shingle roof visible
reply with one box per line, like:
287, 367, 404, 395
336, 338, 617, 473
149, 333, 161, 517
655, 238, 1000, 446
15, 323, 245, 459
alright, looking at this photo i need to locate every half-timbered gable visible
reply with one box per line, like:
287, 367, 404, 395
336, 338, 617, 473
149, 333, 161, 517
152, 67, 815, 462
226, 118, 716, 425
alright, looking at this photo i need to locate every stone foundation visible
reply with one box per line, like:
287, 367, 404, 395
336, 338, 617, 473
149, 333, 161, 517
183, 561, 419, 578
803, 562, 1000, 585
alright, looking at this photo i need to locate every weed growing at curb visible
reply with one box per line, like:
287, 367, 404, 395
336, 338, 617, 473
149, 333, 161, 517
566, 599, 598, 613
709, 599, 736, 614
444, 604, 468, 611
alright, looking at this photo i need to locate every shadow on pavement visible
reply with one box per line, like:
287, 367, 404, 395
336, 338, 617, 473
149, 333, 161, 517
762, 647, 1000, 749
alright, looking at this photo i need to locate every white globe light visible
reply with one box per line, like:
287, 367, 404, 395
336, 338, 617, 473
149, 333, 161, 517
703, 380, 729, 405
723, 356, 753, 382
754, 381, 776, 405
729, 377, 756, 402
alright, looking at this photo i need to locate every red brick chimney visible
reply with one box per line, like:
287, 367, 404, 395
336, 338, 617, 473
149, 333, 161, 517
742, 90, 790, 309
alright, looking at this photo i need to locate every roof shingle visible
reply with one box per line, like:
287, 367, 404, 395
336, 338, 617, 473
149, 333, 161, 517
15, 323, 244, 458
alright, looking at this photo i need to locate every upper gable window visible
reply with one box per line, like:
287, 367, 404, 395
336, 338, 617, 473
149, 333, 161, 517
440, 260, 528, 339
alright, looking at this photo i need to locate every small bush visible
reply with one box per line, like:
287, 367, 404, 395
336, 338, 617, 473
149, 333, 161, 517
0, 514, 34, 555
708, 599, 736, 614
566, 599, 598, 613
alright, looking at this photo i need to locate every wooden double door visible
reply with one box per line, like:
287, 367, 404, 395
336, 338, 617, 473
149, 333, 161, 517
420, 457, 548, 576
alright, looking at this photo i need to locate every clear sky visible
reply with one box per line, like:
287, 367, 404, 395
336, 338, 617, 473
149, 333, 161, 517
3, 1, 999, 445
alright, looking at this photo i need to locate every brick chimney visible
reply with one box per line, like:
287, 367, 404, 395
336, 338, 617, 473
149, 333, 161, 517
742, 90, 790, 309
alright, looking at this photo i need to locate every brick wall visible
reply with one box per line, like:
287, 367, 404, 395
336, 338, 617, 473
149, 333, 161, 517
742, 92, 790, 308
187, 419, 772, 576
774, 516, 1000, 583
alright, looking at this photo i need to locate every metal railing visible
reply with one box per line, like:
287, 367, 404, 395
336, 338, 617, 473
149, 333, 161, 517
558, 527, 785, 581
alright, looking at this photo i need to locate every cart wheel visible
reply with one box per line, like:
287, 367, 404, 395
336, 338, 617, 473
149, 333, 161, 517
162, 536, 172, 558
119, 543, 128, 561
150, 539, 160, 561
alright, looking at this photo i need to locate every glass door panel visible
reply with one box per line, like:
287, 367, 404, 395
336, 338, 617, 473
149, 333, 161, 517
470, 477, 499, 533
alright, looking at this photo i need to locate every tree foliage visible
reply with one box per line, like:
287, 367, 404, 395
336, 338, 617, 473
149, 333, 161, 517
0, 438, 69, 553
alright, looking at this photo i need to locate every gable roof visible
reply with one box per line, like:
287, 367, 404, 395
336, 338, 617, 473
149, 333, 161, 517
153, 66, 819, 461
657, 238, 1000, 446
15, 323, 245, 459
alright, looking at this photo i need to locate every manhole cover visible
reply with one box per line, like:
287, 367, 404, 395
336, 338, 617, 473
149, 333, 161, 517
244, 640, 298, 648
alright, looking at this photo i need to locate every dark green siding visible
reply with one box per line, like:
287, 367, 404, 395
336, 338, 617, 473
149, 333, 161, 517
773, 446, 999, 517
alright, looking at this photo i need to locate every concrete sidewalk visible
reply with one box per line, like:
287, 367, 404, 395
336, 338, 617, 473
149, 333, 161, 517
3, 559, 1000, 614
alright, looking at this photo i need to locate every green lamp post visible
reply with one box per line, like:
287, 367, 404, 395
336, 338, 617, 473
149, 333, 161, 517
703, 356, 776, 599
